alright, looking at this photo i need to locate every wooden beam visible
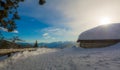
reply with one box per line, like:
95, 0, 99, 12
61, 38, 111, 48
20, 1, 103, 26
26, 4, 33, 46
0, 48, 36, 56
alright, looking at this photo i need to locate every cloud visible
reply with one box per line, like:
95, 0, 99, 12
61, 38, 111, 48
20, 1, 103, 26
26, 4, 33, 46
18, 0, 67, 27
43, 33, 49, 37
0, 27, 19, 33
54, 0, 120, 33
42, 27, 67, 36
0, 27, 8, 32
41, 27, 77, 41
19, 0, 120, 41
20, 0, 120, 33
51, 37, 56, 40
43, 33, 51, 39
12, 30, 19, 33
42, 32, 56, 40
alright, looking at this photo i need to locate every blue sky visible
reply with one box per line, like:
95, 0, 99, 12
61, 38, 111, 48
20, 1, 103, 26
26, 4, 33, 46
1, 0, 120, 43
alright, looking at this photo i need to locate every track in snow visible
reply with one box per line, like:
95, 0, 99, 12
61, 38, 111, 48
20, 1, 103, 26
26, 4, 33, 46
0, 47, 120, 70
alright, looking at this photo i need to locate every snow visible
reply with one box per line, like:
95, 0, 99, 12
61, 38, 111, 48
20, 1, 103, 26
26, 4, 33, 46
0, 43, 120, 70
0, 55, 8, 61
78, 23, 120, 40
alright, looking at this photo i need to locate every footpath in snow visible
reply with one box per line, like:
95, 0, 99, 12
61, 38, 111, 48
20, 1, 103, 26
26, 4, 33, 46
0, 43, 120, 70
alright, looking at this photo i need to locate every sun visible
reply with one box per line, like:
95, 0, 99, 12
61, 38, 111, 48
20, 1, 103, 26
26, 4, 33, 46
100, 17, 111, 25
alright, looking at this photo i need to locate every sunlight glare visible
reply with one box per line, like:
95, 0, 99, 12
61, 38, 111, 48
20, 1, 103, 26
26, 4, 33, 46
100, 17, 111, 25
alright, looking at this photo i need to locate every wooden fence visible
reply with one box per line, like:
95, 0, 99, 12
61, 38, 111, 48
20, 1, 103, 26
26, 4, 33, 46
0, 48, 36, 57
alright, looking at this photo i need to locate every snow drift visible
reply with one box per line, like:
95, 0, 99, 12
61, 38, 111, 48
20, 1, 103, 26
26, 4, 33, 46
78, 23, 120, 40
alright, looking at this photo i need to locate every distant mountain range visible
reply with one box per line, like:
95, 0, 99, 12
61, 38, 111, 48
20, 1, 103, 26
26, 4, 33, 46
38, 41, 76, 48
17, 41, 77, 48
17, 42, 32, 48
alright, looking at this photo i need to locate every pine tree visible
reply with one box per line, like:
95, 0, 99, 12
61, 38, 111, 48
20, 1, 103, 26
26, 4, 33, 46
0, 0, 46, 32
34, 40, 38, 48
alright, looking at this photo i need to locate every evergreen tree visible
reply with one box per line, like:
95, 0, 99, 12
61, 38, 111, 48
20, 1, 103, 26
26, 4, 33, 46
34, 40, 38, 48
0, 0, 46, 32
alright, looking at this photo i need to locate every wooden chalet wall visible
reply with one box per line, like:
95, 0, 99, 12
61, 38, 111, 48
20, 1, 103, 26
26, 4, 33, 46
78, 39, 120, 48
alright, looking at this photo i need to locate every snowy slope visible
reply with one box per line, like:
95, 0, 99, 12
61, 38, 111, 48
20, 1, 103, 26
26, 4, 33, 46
0, 43, 120, 70
78, 23, 120, 40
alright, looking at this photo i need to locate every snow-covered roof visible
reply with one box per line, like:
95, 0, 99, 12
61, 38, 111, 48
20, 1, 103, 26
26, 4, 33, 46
78, 23, 120, 40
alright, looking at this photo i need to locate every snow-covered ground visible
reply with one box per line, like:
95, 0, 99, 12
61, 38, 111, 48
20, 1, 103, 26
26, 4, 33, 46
0, 43, 120, 70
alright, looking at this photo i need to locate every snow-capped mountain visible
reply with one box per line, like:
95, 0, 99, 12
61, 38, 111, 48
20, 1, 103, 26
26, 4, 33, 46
17, 41, 76, 48
38, 41, 76, 48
